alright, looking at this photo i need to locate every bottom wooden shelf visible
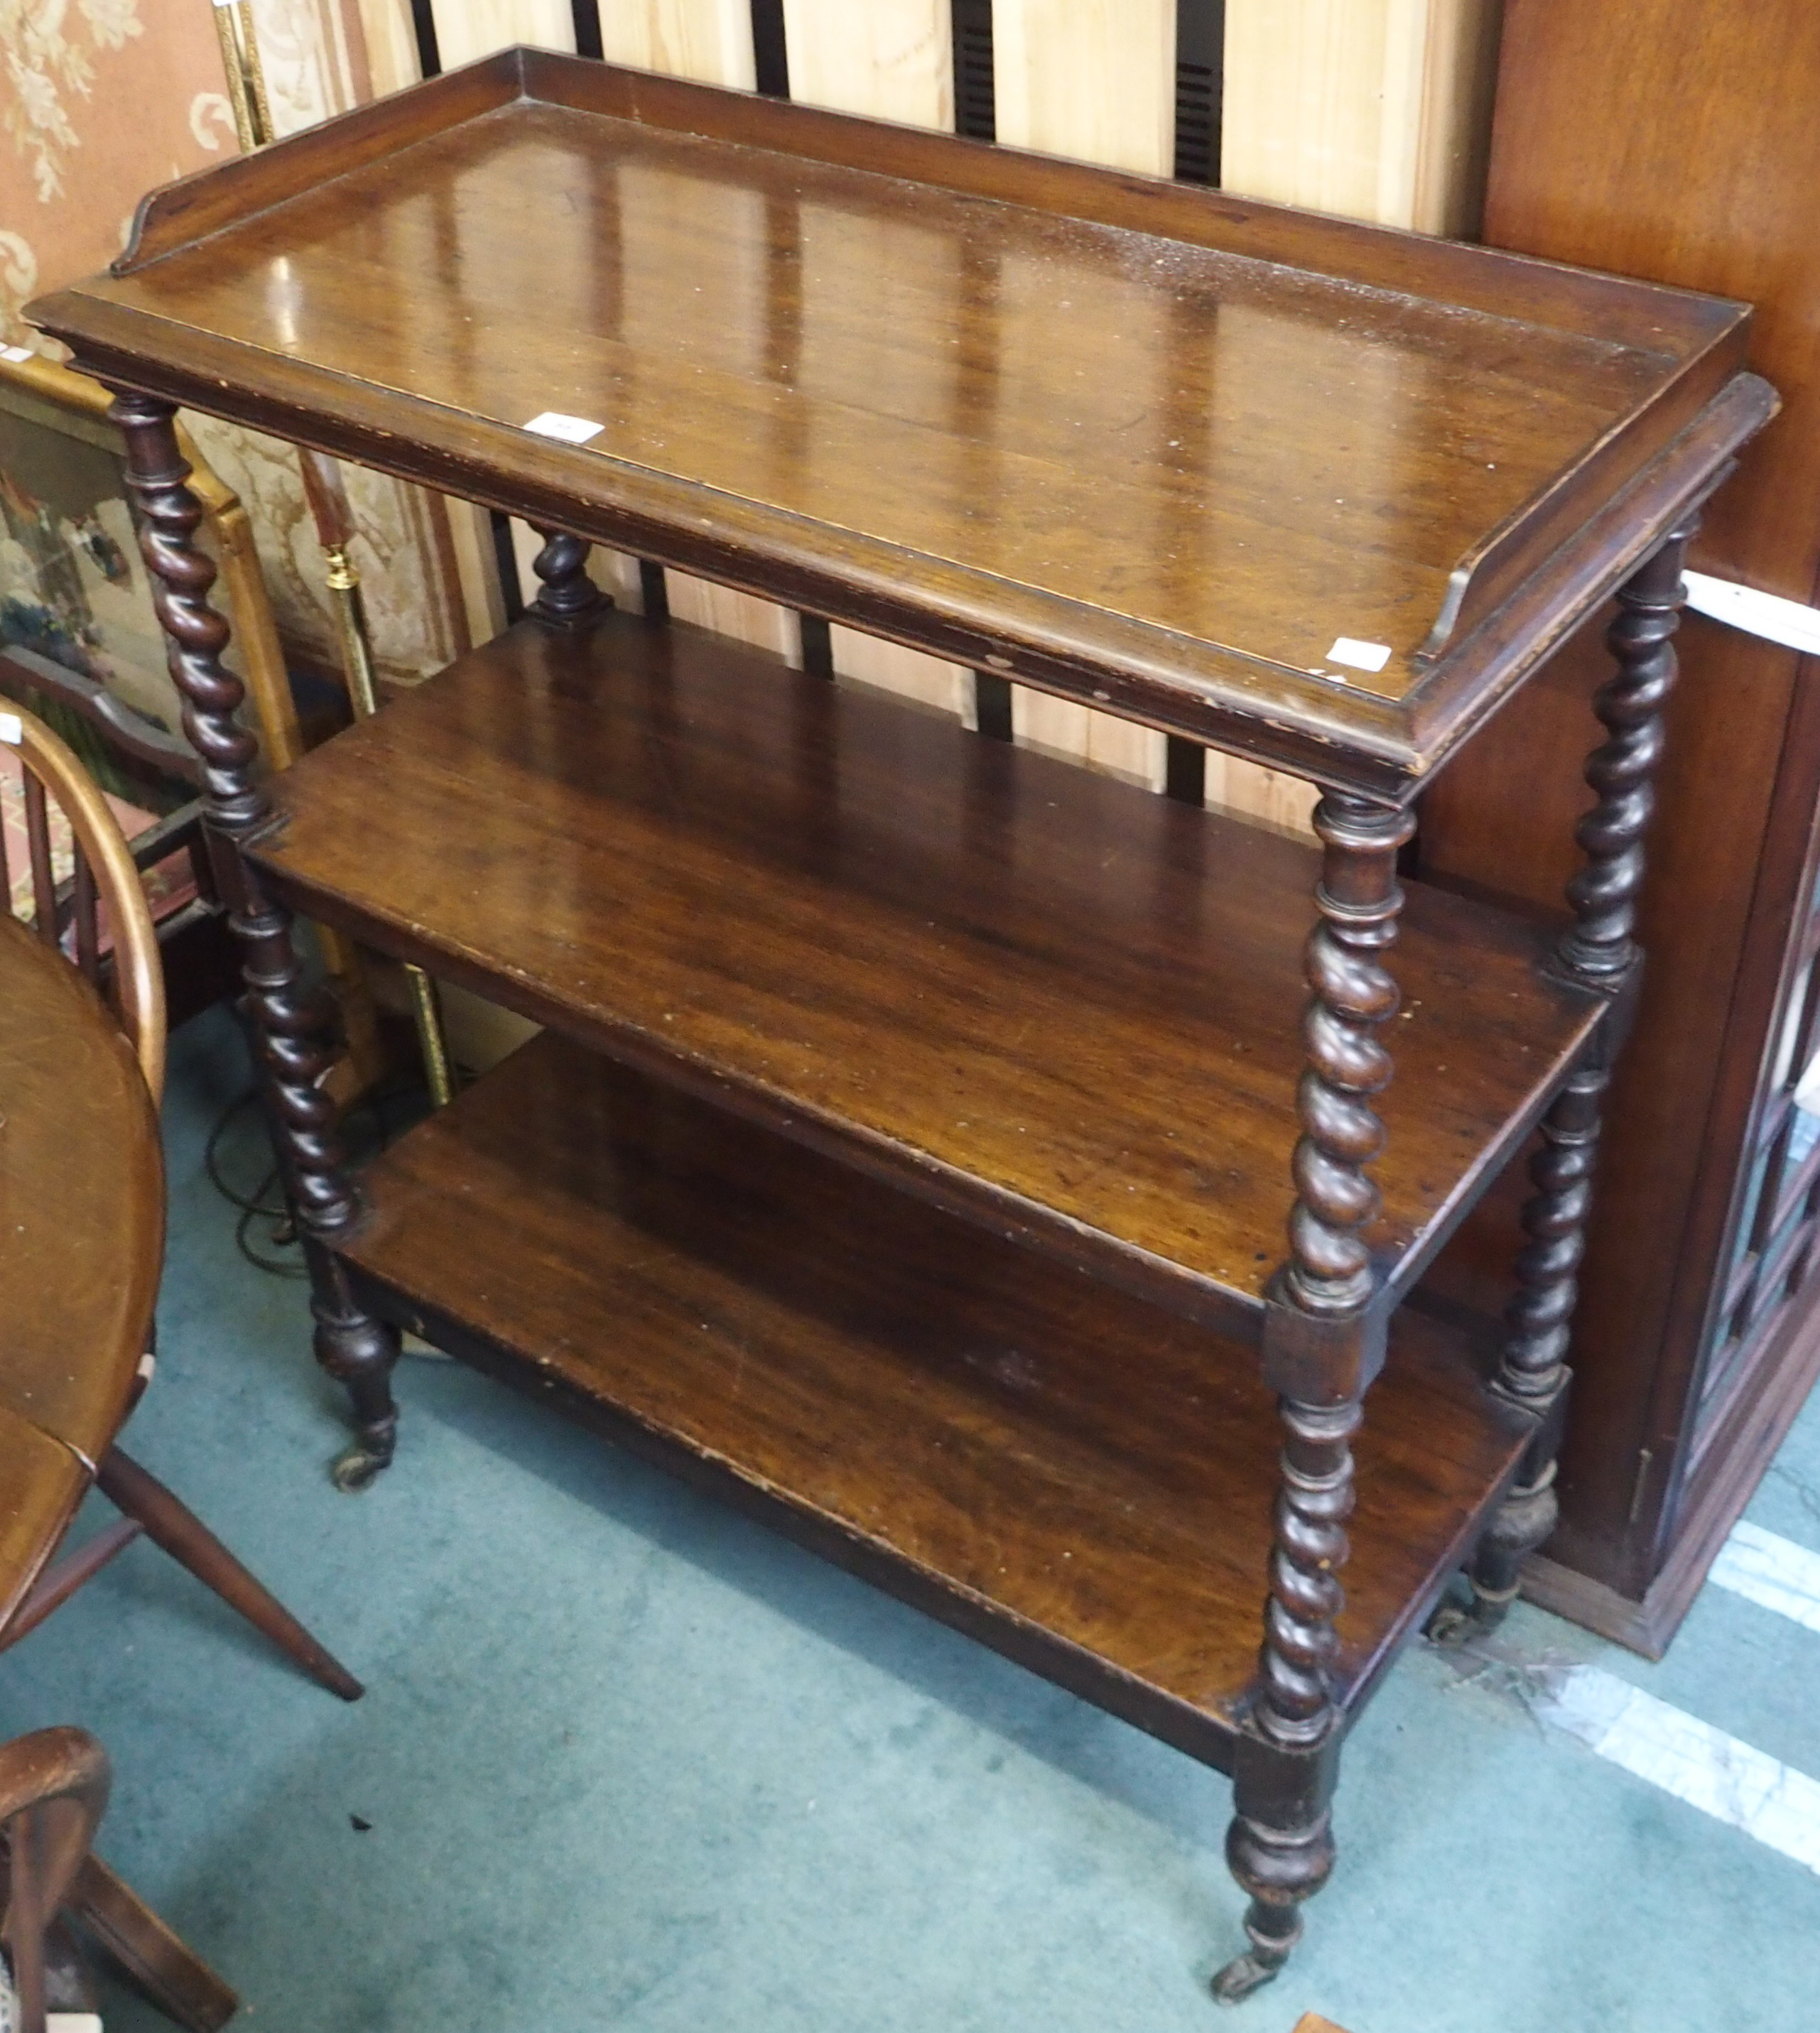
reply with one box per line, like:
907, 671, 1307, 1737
339, 1031, 1529, 1769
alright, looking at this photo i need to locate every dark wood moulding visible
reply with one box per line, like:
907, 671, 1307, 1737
26, 46, 1772, 798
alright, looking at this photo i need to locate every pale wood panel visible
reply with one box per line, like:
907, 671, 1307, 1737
993, 0, 1176, 175
991, 0, 1172, 788
429, 0, 575, 68
354, 0, 421, 95
1222, 0, 1502, 236
666, 580, 805, 662
782, 0, 953, 127
783, 0, 971, 717
599, 0, 757, 90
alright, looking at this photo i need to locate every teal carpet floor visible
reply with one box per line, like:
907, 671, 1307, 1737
4, 1006, 1819, 2031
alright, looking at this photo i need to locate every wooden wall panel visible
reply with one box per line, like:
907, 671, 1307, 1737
782, 0, 953, 126
1421, 0, 1820, 1620
1221, 1, 1501, 235
429, 0, 575, 67
993, 0, 1175, 175
600, 0, 758, 87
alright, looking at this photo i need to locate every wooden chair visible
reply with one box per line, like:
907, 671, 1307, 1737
0, 1726, 237, 2032
0, 698, 361, 1701
0, 640, 236, 1037
0, 346, 385, 1095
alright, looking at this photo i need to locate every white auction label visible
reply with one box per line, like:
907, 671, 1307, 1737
0, 713, 22, 745
1326, 636, 1392, 674
0, 344, 32, 363
524, 411, 605, 445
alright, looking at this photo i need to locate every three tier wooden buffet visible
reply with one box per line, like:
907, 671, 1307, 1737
29, 48, 1775, 2002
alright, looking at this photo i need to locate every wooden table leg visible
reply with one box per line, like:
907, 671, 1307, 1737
109, 389, 403, 1492
1216, 794, 1413, 2004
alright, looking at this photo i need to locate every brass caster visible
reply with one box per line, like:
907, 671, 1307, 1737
1210, 1947, 1286, 2005
330, 1438, 392, 1493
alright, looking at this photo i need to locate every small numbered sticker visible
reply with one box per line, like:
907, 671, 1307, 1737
0, 712, 23, 746
0, 345, 33, 363
524, 412, 605, 446
1326, 636, 1392, 674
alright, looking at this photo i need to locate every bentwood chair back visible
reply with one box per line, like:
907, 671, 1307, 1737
0, 696, 166, 1101
0, 698, 361, 1698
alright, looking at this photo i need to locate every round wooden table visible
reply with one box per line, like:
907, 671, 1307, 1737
0, 911, 163, 1626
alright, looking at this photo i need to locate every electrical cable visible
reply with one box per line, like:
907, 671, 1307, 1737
202, 1068, 429, 1279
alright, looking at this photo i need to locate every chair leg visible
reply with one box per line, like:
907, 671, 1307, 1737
94, 1448, 362, 1702
0, 1519, 143, 1657
68, 1853, 238, 2033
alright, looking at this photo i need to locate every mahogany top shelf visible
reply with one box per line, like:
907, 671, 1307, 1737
28, 48, 1773, 796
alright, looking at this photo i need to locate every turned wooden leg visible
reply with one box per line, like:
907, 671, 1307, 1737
1441, 520, 1693, 1638
529, 529, 607, 627
111, 389, 401, 1490
96, 1447, 363, 1698
1217, 794, 1411, 2005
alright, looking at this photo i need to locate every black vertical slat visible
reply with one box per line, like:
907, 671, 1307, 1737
1174, 0, 1224, 186
952, 0, 996, 141
752, 0, 789, 97
638, 560, 671, 621
1164, 0, 1225, 798
798, 615, 835, 678
1164, 737, 1207, 806
973, 676, 1014, 743
950, 2, 1009, 734
409, 0, 440, 78
571, 0, 604, 61
492, 512, 526, 624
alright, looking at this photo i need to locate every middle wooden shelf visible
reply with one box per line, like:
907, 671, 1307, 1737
248, 607, 1605, 1335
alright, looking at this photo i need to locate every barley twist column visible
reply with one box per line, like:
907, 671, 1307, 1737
1217, 793, 1412, 2005
529, 529, 607, 627
1447, 519, 1694, 1632
111, 388, 401, 1490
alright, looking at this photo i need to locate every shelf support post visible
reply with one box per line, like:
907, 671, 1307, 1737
529, 531, 608, 628
108, 386, 403, 1492
1446, 517, 1696, 1632
1219, 793, 1412, 2005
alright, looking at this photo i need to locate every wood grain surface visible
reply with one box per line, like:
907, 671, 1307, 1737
1424, 0, 1820, 1611
341, 1029, 1529, 1765
0, 914, 161, 1464
251, 608, 1603, 1327
28, 52, 1762, 789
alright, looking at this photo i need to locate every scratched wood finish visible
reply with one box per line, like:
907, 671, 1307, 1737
0, 914, 161, 1463
0, 1406, 88, 1634
28, 52, 1767, 793
340, 1029, 1529, 1764
248, 608, 1603, 1327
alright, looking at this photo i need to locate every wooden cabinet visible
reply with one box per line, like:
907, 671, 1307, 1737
1421, 0, 1820, 1653
28, 48, 1770, 1996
